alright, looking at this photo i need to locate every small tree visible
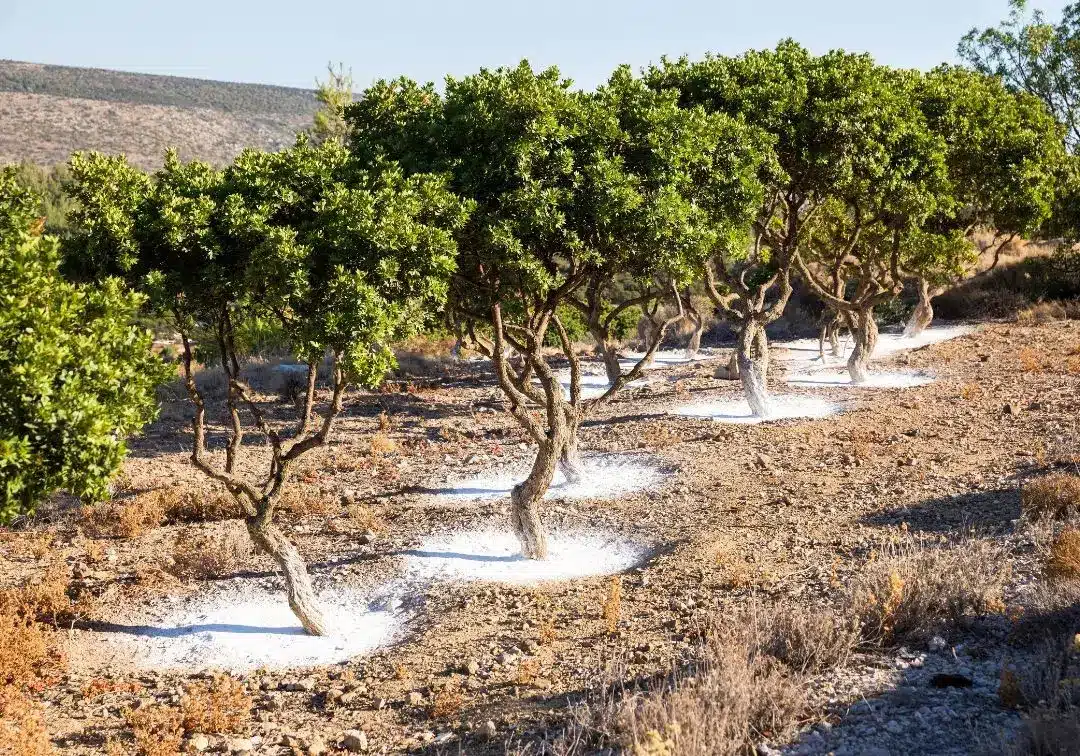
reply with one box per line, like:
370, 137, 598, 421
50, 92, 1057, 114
0, 168, 166, 522
311, 62, 354, 145
347, 62, 764, 557
651, 43, 919, 414
67, 142, 470, 634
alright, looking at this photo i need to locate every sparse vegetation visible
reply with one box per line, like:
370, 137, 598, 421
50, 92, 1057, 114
1023, 475, 1080, 520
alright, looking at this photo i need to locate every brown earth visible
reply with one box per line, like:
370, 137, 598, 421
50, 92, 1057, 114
2, 320, 1079, 754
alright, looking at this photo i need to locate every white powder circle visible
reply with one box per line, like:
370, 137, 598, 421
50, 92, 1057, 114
619, 348, 723, 370
403, 528, 647, 584
437, 454, 667, 503
113, 585, 401, 672
673, 394, 843, 424
786, 370, 934, 389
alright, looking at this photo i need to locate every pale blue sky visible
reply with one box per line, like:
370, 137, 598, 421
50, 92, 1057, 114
0, 1, 1070, 90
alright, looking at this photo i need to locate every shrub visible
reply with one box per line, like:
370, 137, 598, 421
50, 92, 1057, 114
124, 704, 183, 756
0, 171, 168, 522
180, 675, 251, 734
851, 539, 1008, 645
167, 529, 251, 581
1023, 475, 1080, 520
1046, 528, 1080, 582
751, 603, 860, 674
0, 687, 53, 756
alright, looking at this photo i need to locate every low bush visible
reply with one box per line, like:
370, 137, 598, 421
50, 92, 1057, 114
850, 538, 1008, 645
167, 529, 251, 581
180, 675, 251, 734
1022, 475, 1080, 520
0, 687, 53, 756
124, 703, 183, 756
1047, 528, 1080, 583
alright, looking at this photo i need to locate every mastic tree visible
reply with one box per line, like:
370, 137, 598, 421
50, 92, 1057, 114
0, 168, 167, 522
66, 142, 470, 634
901, 65, 1063, 335
347, 62, 766, 558
792, 66, 954, 383
649, 43, 916, 414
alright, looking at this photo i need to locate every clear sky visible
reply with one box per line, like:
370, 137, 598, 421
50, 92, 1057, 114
0, 0, 1071, 91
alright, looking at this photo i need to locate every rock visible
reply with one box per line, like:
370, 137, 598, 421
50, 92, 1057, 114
464, 659, 481, 675
496, 651, 516, 665
754, 452, 774, 470
521, 639, 540, 654
1003, 403, 1019, 415
227, 738, 254, 754
341, 730, 368, 752
188, 734, 210, 752
434, 732, 454, 745
930, 673, 973, 689
928, 635, 948, 652
478, 720, 497, 739
372, 696, 388, 710
306, 737, 328, 756
407, 691, 424, 706
358, 532, 374, 545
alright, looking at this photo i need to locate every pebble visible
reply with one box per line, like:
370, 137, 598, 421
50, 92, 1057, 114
341, 729, 368, 752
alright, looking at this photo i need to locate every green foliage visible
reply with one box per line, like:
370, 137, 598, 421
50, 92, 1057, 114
66, 139, 472, 391
960, 1, 1080, 151
311, 63, 354, 145
4, 161, 75, 233
348, 61, 766, 354
0, 182, 167, 521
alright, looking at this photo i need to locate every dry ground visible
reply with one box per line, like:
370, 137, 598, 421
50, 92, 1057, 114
3, 320, 1080, 755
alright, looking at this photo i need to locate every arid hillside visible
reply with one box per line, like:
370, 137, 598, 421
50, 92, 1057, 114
0, 60, 317, 169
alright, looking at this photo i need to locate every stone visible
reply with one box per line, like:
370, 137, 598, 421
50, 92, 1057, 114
372, 696, 388, 710
227, 738, 254, 754
464, 659, 480, 676
928, 636, 948, 652
306, 737, 328, 756
188, 734, 210, 752
341, 730, 368, 752
407, 691, 424, 706
478, 720, 497, 739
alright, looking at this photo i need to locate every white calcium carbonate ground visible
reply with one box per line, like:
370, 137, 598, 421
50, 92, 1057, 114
437, 453, 667, 503
116, 584, 401, 672
673, 394, 844, 424
786, 370, 935, 389
403, 528, 648, 584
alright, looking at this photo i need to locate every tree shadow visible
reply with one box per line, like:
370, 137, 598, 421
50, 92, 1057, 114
860, 487, 1022, 535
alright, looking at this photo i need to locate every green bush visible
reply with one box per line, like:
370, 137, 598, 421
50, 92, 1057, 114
0, 173, 168, 522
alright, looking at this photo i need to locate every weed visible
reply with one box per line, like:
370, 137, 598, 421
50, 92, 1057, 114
370, 432, 398, 457
515, 658, 542, 687
81, 495, 164, 539
851, 538, 1008, 645
428, 683, 463, 719
345, 503, 385, 533
1019, 347, 1046, 373
166, 529, 251, 581
124, 704, 183, 756
180, 675, 251, 734
1047, 528, 1080, 583
1022, 475, 1080, 520
278, 485, 334, 517
0, 687, 53, 756
959, 382, 982, 401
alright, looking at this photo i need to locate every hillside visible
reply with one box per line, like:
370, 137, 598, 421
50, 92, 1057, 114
0, 60, 318, 169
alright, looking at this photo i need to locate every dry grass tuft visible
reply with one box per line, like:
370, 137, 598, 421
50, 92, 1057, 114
345, 503, 386, 533
851, 538, 1008, 646
370, 431, 398, 457
429, 683, 464, 719
124, 704, 183, 756
81, 497, 164, 539
180, 675, 251, 735
1046, 528, 1080, 583
278, 485, 335, 518
1019, 347, 1046, 373
549, 618, 808, 756
0, 687, 53, 756
166, 529, 251, 581
1023, 475, 1080, 520
749, 604, 860, 674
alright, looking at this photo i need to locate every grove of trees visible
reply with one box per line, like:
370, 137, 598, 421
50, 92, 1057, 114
2, 10, 1075, 633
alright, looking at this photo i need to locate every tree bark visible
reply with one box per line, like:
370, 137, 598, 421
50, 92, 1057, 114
847, 309, 878, 385
246, 516, 327, 636
903, 279, 935, 338
592, 335, 622, 387
511, 438, 558, 559
737, 321, 771, 418
684, 298, 703, 356
558, 431, 585, 484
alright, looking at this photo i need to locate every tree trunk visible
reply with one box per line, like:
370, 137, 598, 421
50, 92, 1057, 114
246, 517, 327, 636
558, 432, 585, 484
829, 321, 842, 358
737, 321, 771, 418
685, 302, 703, 356
597, 337, 622, 386
511, 438, 559, 559
847, 309, 878, 385
903, 279, 934, 338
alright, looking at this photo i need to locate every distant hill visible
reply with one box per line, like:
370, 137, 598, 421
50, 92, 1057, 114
0, 60, 318, 169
